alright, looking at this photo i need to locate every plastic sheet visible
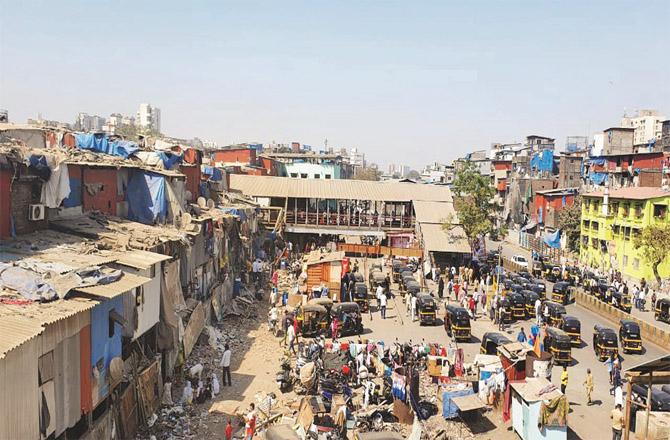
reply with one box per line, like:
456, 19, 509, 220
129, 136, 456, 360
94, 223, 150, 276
126, 171, 167, 224
544, 229, 561, 249
75, 134, 139, 159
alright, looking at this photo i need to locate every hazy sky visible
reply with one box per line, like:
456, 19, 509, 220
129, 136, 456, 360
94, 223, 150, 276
1, 0, 668, 169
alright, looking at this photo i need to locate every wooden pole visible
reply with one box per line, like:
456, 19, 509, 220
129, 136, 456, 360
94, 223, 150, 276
644, 372, 653, 439
623, 378, 632, 440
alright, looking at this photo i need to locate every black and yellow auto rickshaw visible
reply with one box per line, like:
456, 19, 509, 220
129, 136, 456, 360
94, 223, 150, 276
611, 290, 632, 313
521, 290, 540, 318
498, 296, 513, 323
353, 282, 369, 312
619, 319, 642, 354
298, 304, 329, 337
331, 302, 363, 336
510, 283, 524, 294
508, 292, 526, 320
544, 327, 572, 365
545, 301, 566, 327
593, 324, 619, 361
353, 272, 365, 283
369, 270, 386, 289
480, 332, 512, 355
308, 297, 334, 312
417, 293, 437, 326
405, 280, 421, 297
392, 260, 405, 282
594, 281, 611, 301
444, 305, 471, 341
551, 281, 572, 305
560, 315, 581, 346
401, 272, 416, 290
655, 298, 670, 323
529, 278, 546, 297
546, 265, 562, 282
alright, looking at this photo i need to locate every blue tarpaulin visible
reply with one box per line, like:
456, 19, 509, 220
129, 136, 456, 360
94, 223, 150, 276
442, 388, 475, 419
75, 133, 139, 159
218, 207, 248, 220
588, 157, 606, 166
202, 166, 223, 181
544, 229, 561, 249
531, 149, 555, 172
156, 151, 183, 169
126, 171, 167, 224
589, 172, 608, 185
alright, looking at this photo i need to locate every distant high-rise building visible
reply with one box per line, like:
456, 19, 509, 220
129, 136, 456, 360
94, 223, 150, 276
74, 112, 105, 132
621, 109, 665, 146
348, 147, 365, 168
136, 103, 161, 133
387, 163, 410, 178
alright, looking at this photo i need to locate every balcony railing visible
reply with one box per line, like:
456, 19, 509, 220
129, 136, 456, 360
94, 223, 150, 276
285, 211, 414, 229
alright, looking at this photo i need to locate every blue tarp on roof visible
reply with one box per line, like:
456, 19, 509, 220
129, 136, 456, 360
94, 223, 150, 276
544, 229, 561, 249
588, 157, 606, 166
156, 151, 183, 169
530, 149, 555, 172
202, 166, 223, 181
126, 171, 167, 224
589, 172, 608, 185
75, 134, 139, 159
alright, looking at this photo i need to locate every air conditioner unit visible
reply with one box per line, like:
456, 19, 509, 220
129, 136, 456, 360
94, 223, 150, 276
29, 204, 45, 221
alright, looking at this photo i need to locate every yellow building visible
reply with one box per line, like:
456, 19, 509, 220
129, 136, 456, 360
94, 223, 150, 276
580, 187, 670, 282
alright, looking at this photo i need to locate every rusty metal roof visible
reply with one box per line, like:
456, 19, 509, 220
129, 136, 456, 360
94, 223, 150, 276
115, 249, 172, 270
229, 174, 454, 203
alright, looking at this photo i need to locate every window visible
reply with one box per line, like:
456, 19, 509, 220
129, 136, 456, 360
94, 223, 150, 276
591, 237, 598, 248
592, 222, 599, 231
290, 173, 298, 178
313, 174, 320, 179
622, 204, 630, 217
611, 202, 619, 214
633, 228, 641, 239
612, 225, 620, 235
300, 173, 308, 179
634, 204, 643, 218
582, 220, 590, 229
633, 258, 640, 270
624, 227, 631, 241
623, 255, 628, 267
653, 204, 667, 219
325, 174, 332, 179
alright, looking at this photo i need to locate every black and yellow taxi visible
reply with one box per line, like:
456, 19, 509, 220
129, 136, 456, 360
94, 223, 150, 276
444, 305, 471, 342
544, 327, 572, 365
559, 315, 581, 346
545, 301, 567, 327
655, 298, 670, 323
521, 289, 540, 318
593, 324, 619, 362
551, 281, 572, 305
480, 332, 511, 355
619, 319, 642, 354
417, 293, 437, 326
508, 292, 527, 320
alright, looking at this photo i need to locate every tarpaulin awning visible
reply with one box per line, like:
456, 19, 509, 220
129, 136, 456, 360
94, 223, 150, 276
543, 229, 561, 249
126, 171, 167, 225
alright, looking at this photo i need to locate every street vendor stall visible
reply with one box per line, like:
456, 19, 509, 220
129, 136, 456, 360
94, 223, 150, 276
510, 378, 567, 440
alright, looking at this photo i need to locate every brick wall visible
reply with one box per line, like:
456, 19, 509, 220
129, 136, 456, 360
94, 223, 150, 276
0, 169, 12, 238
12, 179, 48, 235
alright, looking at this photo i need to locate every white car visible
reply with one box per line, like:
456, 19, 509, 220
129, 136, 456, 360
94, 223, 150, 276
512, 255, 529, 268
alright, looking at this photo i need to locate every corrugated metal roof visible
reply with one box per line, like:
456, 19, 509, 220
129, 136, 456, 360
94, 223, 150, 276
0, 316, 44, 360
75, 272, 151, 298
0, 297, 97, 327
304, 250, 345, 266
413, 201, 458, 224
115, 250, 171, 270
229, 175, 453, 203
582, 187, 670, 200
419, 223, 471, 254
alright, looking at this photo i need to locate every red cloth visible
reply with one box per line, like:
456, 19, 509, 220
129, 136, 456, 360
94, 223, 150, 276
183, 148, 199, 164
502, 382, 512, 422
340, 342, 350, 351
225, 424, 233, 439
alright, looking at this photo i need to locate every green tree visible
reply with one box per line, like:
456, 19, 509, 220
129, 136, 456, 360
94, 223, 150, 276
443, 161, 496, 249
558, 201, 581, 252
634, 222, 670, 286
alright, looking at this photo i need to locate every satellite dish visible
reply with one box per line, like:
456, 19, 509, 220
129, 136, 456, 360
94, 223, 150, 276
207, 199, 215, 209
197, 197, 207, 208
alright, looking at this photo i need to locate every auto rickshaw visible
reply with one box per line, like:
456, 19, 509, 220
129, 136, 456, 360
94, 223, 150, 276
508, 292, 526, 320
619, 319, 642, 354
655, 298, 670, 323
308, 297, 334, 312
611, 291, 632, 313
369, 270, 386, 290
353, 272, 365, 283
560, 315, 581, 346
544, 327, 572, 365
480, 332, 512, 355
298, 304, 329, 337
603, 286, 616, 304
417, 293, 438, 326
401, 272, 416, 290
444, 305, 471, 341
405, 280, 421, 297
331, 302, 363, 336
593, 324, 619, 362
353, 282, 369, 312
510, 283, 524, 294
551, 281, 573, 305
546, 265, 562, 282
529, 281, 546, 299
512, 275, 531, 289
594, 281, 611, 301
545, 301, 566, 327
392, 259, 405, 281
498, 296, 513, 323
521, 290, 540, 318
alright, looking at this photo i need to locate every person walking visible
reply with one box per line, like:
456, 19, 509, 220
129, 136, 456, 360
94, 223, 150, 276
220, 344, 232, 387
331, 317, 339, 341
225, 419, 233, 440
410, 294, 417, 322
517, 328, 527, 343
584, 369, 594, 405
560, 366, 568, 394
469, 295, 476, 320
287, 323, 297, 354
379, 291, 387, 319
498, 303, 506, 331
535, 298, 542, 326
611, 404, 624, 440
438, 276, 445, 299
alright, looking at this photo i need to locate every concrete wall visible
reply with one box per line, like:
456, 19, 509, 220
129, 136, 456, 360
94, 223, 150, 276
285, 162, 341, 179
603, 129, 634, 155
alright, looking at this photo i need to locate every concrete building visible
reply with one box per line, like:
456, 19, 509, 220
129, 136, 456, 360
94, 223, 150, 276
348, 147, 365, 168
387, 163, 410, 178
580, 187, 670, 281
74, 112, 106, 132
526, 135, 555, 152
621, 109, 665, 147
136, 103, 161, 133
662, 120, 670, 152
558, 153, 584, 189
602, 127, 635, 156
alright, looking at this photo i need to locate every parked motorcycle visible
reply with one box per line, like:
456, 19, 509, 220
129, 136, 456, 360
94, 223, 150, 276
276, 358, 293, 392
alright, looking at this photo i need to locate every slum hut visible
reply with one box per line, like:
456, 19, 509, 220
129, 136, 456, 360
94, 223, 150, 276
112, 250, 172, 341
498, 342, 533, 382
303, 249, 345, 294
510, 377, 567, 440
74, 273, 151, 409
0, 298, 97, 439
622, 354, 670, 440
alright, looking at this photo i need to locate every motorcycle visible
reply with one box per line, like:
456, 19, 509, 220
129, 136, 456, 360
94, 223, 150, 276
276, 358, 293, 392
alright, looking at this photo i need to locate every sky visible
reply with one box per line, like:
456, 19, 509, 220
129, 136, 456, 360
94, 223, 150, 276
1, 0, 668, 169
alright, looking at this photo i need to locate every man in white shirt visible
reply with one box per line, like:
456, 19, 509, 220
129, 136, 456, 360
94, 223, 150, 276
220, 344, 232, 386
376, 284, 384, 301
379, 291, 388, 319
535, 298, 542, 325
410, 294, 417, 321
287, 323, 297, 354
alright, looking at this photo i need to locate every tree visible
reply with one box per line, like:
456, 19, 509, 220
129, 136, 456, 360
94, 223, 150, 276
634, 222, 670, 286
407, 169, 420, 180
443, 161, 496, 249
354, 167, 381, 181
558, 201, 581, 252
